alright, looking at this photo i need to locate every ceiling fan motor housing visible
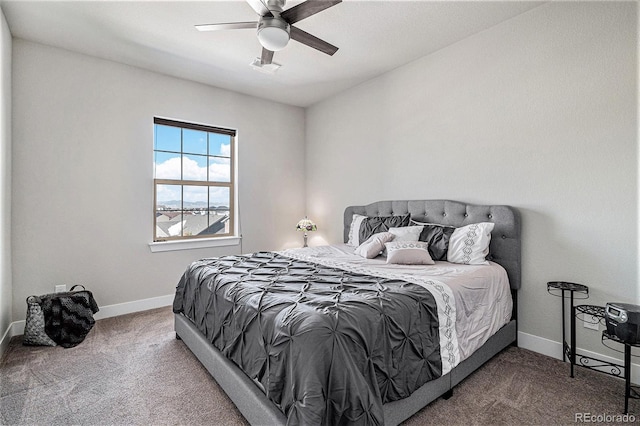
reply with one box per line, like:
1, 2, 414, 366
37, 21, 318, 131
257, 17, 291, 51
266, 0, 286, 13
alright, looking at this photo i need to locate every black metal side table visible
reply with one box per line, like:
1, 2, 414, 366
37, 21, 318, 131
571, 305, 625, 375
603, 331, 640, 414
547, 281, 589, 376
547, 281, 637, 413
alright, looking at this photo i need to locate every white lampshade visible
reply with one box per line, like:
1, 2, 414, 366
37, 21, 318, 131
296, 217, 317, 232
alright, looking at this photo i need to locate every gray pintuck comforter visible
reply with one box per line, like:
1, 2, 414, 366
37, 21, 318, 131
173, 251, 442, 425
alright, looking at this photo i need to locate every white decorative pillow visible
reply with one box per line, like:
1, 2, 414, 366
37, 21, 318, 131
447, 222, 495, 265
388, 226, 423, 242
347, 214, 367, 246
385, 241, 435, 265
354, 232, 395, 259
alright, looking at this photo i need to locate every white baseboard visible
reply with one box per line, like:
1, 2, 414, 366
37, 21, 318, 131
518, 330, 564, 359
93, 294, 174, 321
0, 321, 14, 361
518, 330, 640, 384
0, 294, 174, 360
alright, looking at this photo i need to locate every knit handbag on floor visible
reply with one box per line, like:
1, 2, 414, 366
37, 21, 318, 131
23, 296, 57, 346
41, 285, 100, 348
24, 285, 100, 348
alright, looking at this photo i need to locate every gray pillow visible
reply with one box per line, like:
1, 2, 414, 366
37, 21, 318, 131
358, 214, 410, 243
411, 220, 455, 261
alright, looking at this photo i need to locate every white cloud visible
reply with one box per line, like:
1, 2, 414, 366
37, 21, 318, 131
156, 156, 229, 182
155, 155, 230, 206
183, 157, 207, 181
155, 156, 181, 180
209, 158, 230, 182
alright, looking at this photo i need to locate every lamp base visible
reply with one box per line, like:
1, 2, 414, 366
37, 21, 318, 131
303, 233, 308, 248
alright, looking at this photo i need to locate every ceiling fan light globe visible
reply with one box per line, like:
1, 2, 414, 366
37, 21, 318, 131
257, 17, 290, 52
257, 26, 290, 51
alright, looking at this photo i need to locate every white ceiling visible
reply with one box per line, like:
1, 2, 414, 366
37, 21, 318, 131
1, 0, 545, 107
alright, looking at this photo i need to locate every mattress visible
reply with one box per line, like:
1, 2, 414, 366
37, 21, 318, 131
173, 245, 512, 425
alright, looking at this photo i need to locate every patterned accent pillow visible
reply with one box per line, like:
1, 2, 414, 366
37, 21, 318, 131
447, 222, 495, 265
385, 241, 435, 265
347, 214, 411, 246
354, 232, 395, 259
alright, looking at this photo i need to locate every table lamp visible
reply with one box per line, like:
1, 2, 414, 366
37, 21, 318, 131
296, 217, 317, 248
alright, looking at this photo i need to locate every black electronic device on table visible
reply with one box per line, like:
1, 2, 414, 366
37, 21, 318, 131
606, 302, 640, 345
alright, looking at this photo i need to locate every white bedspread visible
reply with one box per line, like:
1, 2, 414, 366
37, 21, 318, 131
281, 244, 512, 362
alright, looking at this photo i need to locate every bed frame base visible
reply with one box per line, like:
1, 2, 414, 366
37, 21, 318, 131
175, 314, 516, 426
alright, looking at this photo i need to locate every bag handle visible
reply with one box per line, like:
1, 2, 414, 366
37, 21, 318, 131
25, 286, 86, 304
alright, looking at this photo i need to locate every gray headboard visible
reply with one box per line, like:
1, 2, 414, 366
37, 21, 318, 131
344, 200, 521, 290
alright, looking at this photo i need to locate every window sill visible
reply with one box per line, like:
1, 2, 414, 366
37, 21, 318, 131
148, 236, 241, 253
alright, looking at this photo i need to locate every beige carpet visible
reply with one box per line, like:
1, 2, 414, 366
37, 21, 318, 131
1, 307, 638, 425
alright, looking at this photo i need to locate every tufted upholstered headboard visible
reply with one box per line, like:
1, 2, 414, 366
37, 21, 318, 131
344, 200, 521, 290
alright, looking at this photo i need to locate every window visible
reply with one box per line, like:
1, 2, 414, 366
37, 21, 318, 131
153, 117, 235, 242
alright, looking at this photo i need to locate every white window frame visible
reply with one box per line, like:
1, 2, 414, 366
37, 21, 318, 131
149, 117, 239, 252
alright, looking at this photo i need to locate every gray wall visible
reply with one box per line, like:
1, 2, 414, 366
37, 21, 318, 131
11, 39, 306, 320
0, 8, 12, 341
305, 2, 638, 357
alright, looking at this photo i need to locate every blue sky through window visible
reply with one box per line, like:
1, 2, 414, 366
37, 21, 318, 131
183, 129, 207, 155
155, 125, 180, 152
154, 122, 232, 208
209, 132, 231, 157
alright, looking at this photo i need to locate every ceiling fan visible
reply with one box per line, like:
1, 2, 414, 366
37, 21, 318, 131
196, 0, 341, 66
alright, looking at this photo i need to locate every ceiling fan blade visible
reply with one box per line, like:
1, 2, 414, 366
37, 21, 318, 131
261, 48, 274, 65
246, 0, 273, 17
290, 26, 338, 56
195, 22, 258, 31
281, 0, 341, 24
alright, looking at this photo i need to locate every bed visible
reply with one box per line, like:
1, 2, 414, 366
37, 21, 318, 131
173, 199, 521, 425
